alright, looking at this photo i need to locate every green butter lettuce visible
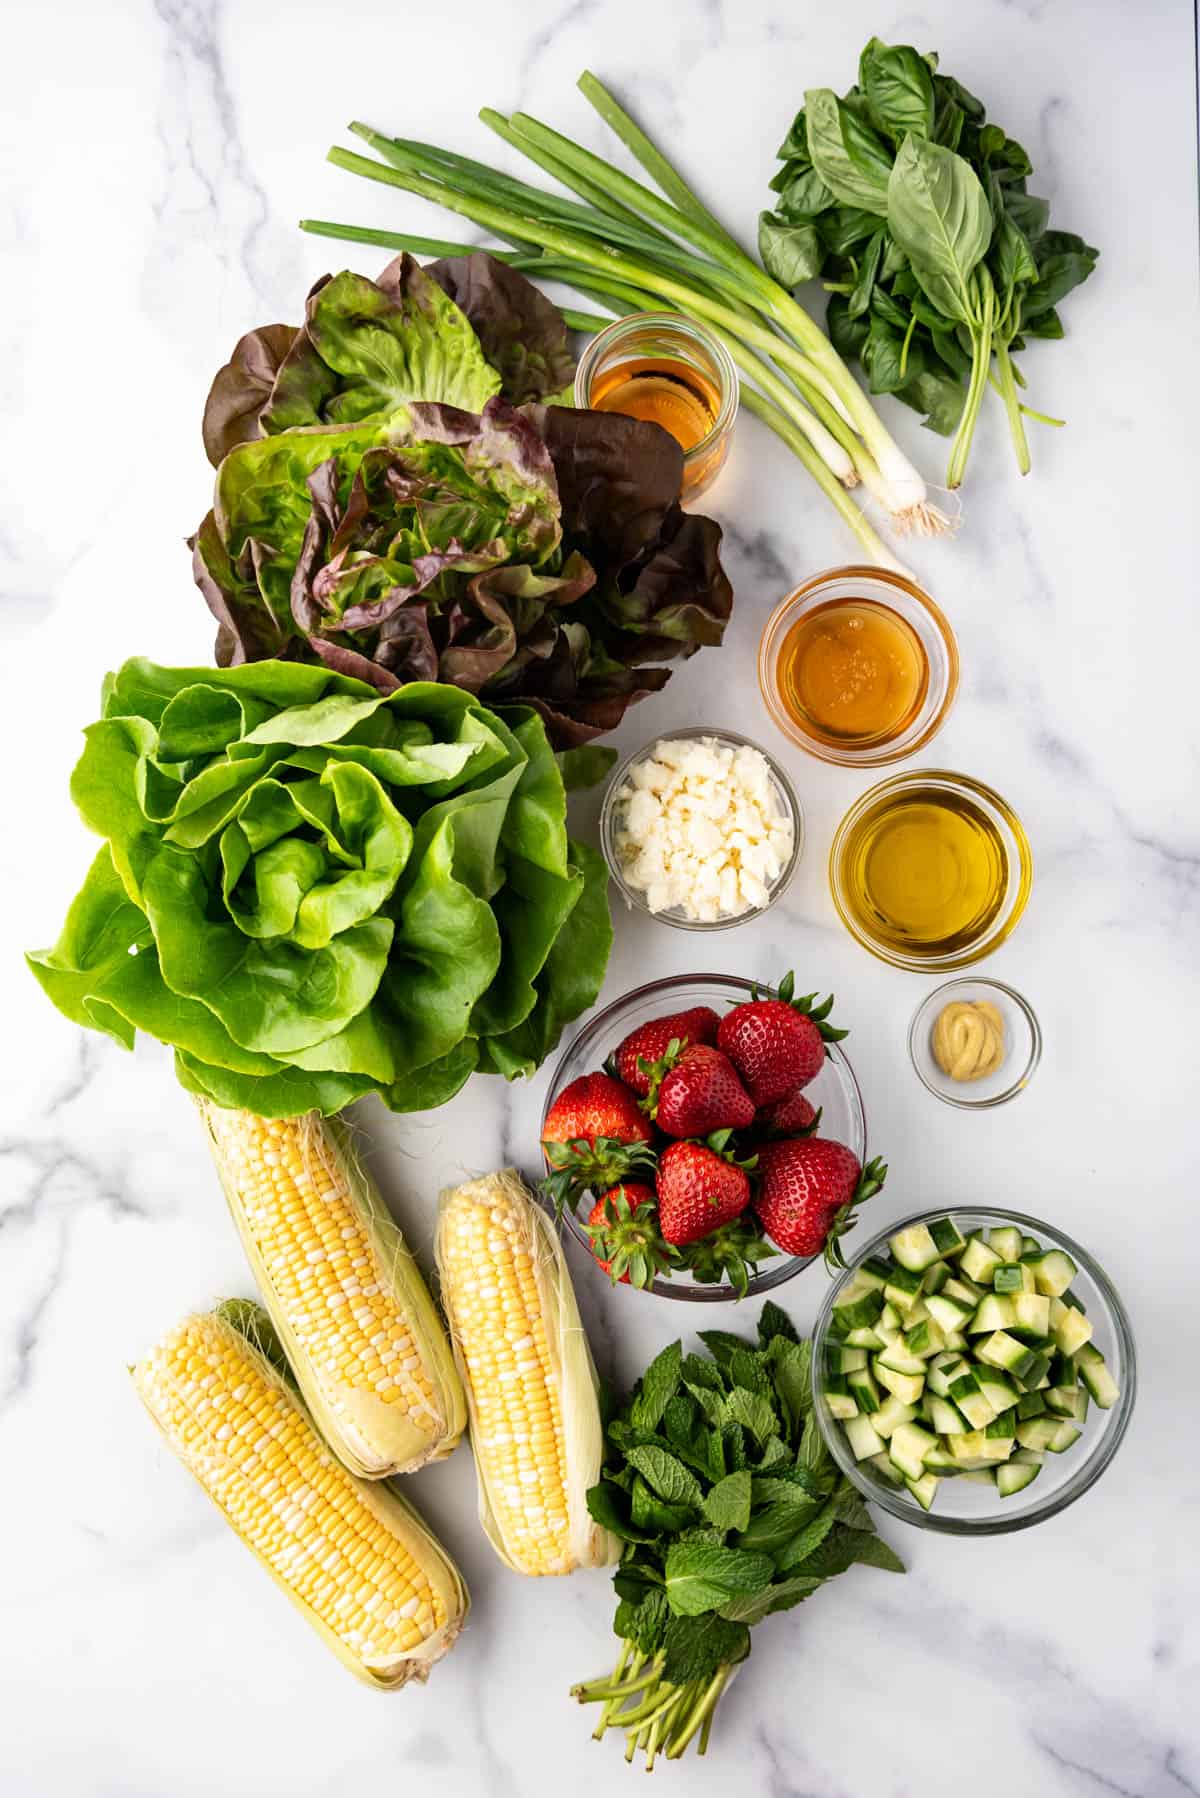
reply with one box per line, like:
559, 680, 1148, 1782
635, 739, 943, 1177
194, 253, 733, 747
28, 660, 612, 1116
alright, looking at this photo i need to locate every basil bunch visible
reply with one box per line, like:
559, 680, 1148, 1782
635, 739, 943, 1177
572, 1305, 903, 1768
761, 38, 1098, 486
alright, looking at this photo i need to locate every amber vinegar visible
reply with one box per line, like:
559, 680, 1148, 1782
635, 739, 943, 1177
589, 356, 721, 452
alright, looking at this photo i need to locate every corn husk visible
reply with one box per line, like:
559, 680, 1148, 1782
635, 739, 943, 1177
199, 1103, 466, 1479
132, 1305, 468, 1689
435, 1168, 619, 1576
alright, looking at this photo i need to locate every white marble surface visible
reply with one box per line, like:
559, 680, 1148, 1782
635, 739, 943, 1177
3, 0, 1199, 1792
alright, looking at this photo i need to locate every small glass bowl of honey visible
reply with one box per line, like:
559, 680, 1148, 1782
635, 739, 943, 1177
573, 312, 738, 501
758, 567, 959, 766
829, 770, 1033, 972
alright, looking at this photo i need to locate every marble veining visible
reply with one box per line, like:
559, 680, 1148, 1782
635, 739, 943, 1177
2, 0, 1198, 1793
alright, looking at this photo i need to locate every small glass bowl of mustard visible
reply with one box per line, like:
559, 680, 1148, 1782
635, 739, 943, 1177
758, 566, 959, 766
573, 312, 738, 501
908, 977, 1042, 1109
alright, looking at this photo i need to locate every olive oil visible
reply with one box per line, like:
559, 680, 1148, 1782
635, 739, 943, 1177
775, 596, 928, 748
590, 355, 720, 452
835, 785, 1011, 959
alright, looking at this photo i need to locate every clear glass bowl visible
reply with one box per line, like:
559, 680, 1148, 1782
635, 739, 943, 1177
812, 1206, 1137, 1534
758, 566, 959, 766
573, 311, 739, 501
909, 978, 1042, 1109
599, 726, 803, 932
542, 973, 866, 1301
828, 769, 1033, 971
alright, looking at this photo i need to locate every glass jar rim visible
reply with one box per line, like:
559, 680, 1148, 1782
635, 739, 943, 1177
573, 311, 739, 464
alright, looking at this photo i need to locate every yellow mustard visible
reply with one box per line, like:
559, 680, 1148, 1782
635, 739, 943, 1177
931, 1000, 1006, 1082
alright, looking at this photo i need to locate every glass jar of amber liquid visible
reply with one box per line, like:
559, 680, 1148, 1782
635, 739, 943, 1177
574, 313, 738, 501
759, 567, 959, 765
829, 771, 1033, 971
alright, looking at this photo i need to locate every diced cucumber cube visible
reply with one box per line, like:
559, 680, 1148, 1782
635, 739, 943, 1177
843, 1413, 885, 1461
943, 1330, 969, 1350
890, 1223, 945, 1273
826, 1346, 868, 1375
1012, 1448, 1043, 1466
884, 1265, 924, 1311
985, 1408, 1016, 1440
993, 1262, 1033, 1294
923, 1261, 951, 1295
875, 1363, 925, 1406
889, 1422, 939, 1479
943, 1275, 983, 1306
877, 1342, 927, 1376
955, 1387, 996, 1431
1014, 1350, 1053, 1393
1024, 1248, 1077, 1297
905, 1472, 940, 1511
1011, 1293, 1051, 1339
961, 1468, 998, 1484
1075, 1343, 1120, 1409
929, 1216, 967, 1257
825, 1388, 859, 1421
842, 1325, 886, 1350
871, 1396, 918, 1439
1050, 1301, 1093, 1357
996, 1460, 1041, 1497
868, 1451, 905, 1487
859, 1256, 893, 1291
832, 1288, 885, 1330
1015, 1415, 1063, 1452
988, 1225, 1024, 1262
1045, 1421, 1082, 1453
1020, 1235, 1042, 1255
925, 1292, 974, 1333
903, 1318, 948, 1360
846, 1366, 882, 1414
960, 1235, 1003, 1284
926, 1394, 968, 1435
924, 1443, 960, 1470
1016, 1391, 1047, 1419
977, 1331, 1038, 1380
951, 1428, 1012, 1464
970, 1294, 1017, 1334
905, 1297, 931, 1327
976, 1370, 1019, 1414
878, 1300, 903, 1331
926, 1352, 964, 1398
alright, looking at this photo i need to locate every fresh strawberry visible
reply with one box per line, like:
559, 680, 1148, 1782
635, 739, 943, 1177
655, 1134, 753, 1246
751, 1089, 821, 1140
610, 1006, 720, 1097
650, 1045, 755, 1138
754, 1137, 887, 1267
717, 971, 848, 1103
541, 1073, 655, 1212
585, 1183, 676, 1289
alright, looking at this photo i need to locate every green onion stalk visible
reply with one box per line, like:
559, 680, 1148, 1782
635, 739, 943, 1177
571, 1643, 737, 1770
306, 72, 949, 554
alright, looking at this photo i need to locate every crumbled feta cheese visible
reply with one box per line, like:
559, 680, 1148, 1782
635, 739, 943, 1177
613, 736, 795, 922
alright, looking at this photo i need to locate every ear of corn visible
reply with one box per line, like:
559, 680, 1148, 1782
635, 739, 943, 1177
435, 1168, 618, 1577
132, 1305, 468, 1688
200, 1104, 466, 1480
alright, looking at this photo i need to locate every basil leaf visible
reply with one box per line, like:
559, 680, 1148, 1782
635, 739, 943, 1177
775, 165, 835, 218
775, 107, 810, 160
859, 38, 935, 143
663, 1543, 775, 1616
1004, 191, 1050, 243
847, 230, 885, 320
898, 368, 964, 435
805, 89, 891, 217
862, 315, 909, 393
869, 283, 910, 331
887, 136, 992, 323
1024, 230, 1100, 318
758, 212, 825, 288
818, 205, 882, 256
827, 293, 870, 362
991, 212, 1039, 303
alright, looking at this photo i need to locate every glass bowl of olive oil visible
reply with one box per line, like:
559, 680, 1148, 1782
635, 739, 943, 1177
829, 771, 1033, 971
573, 312, 738, 501
758, 567, 959, 766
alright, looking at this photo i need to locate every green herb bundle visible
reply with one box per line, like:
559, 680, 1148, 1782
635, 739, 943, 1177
761, 38, 1099, 486
575, 1305, 903, 1768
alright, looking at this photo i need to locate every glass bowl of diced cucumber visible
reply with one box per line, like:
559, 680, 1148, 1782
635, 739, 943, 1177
812, 1208, 1136, 1533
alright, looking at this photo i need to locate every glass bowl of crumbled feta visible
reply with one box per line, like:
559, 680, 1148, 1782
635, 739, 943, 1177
600, 727, 802, 928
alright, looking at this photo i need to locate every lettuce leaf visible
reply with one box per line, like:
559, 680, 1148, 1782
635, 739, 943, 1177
27, 660, 610, 1116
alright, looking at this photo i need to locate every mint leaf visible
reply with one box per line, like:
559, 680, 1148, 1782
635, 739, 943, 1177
767, 1337, 813, 1433
626, 1445, 704, 1509
735, 1496, 824, 1554
723, 1387, 778, 1447
663, 1543, 775, 1616
729, 1349, 773, 1396
718, 1573, 823, 1625
702, 1470, 753, 1534
660, 1614, 751, 1684
630, 1340, 683, 1433
586, 1479, 660, 1546
758, 1300, 801, 1346
841, 1530, 906, 1573
833, 1482, 874, 1531
616, 1587, 670, 1652
698, 1330, 755, 1372
685, 1381, 727, 1428
681, 1353, 725, 1393
631, 1474, 695, 1536
775, 1498, 838, 1573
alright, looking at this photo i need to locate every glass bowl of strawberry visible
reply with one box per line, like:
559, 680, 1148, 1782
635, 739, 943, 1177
540, 973, 881, 1301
